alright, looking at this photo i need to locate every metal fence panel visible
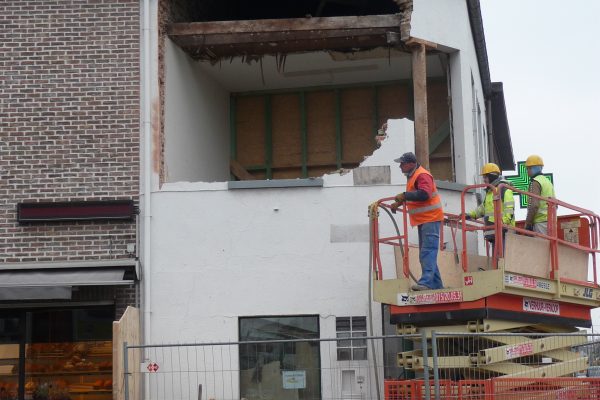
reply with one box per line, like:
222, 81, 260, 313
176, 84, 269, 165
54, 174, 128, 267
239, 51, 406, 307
124, 332, 600, 400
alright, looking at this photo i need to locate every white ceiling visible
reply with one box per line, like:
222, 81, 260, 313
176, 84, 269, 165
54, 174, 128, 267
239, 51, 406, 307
195, 48, 446, 92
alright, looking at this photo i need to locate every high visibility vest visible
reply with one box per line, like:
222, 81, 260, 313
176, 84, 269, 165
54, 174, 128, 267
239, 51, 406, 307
405, 166, 444, 227
532, 174, 555, 223
468, 181, 515, 234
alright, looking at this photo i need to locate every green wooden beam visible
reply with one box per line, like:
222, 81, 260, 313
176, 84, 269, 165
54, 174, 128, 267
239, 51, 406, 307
265, 95, 272, 179
429, 120, 450, 154
335, 89, 342, 169
229, 96, 237, 180
300, 92, 308, 178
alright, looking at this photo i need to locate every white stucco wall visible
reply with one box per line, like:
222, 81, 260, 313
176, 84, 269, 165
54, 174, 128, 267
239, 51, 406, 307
412, 0, 489, 185
147, 119, 478, 399
164, 39, 230, 183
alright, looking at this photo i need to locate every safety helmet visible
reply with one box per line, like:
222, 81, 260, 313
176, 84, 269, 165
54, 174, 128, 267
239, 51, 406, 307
525, 155, 544, 167
480, 163, 501, 176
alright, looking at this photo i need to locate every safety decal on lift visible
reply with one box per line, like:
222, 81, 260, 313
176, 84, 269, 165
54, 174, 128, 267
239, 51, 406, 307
505, 273, 551, 291
397, 290, 463, 306
464, 276, 474, 286
523, 297, 560, 315
504, 342, 534, 360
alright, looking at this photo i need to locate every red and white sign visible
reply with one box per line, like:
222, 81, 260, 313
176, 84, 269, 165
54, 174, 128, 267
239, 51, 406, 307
411, 290, 463, 305
147, 362, 159, 372
505, 342, 534, 359
523, 298, 560, 315
505, 274, 537, 289
464, 276, 474, 286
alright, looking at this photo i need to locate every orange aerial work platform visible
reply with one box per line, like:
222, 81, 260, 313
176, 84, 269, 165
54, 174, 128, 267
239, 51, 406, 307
369, 183, 600, 388
370, 183, 600, 330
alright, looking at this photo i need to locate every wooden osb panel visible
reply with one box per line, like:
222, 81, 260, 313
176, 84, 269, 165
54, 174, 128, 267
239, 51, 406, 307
308, 166, 337, 178
341, 87, 376, 164
306, 91, 337, 167
236, 96, 265, 167
427, 80, 449, 137
378, 83, 411, 125
272, 94, 301, 176
430, 137, 453, 181
394, 246, 464, 288
505, 233, 589, 281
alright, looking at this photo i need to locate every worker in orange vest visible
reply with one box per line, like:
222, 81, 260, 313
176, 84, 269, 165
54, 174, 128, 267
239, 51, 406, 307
391, 152, 445, 291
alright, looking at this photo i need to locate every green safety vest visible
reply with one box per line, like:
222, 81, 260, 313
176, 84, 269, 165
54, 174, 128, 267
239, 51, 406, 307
468, 181, 515, 230
532, 174, 555, 223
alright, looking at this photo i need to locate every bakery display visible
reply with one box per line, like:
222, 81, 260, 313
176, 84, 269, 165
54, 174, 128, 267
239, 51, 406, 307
22, 341, 112, 400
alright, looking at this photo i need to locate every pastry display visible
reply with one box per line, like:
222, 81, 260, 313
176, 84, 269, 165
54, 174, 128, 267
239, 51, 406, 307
20, 341, 113, 399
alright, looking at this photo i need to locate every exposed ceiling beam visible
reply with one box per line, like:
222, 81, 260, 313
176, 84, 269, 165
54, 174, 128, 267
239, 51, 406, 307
168, 14, 405, 59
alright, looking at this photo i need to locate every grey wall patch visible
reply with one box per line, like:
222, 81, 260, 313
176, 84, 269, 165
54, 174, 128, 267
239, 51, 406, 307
330, 224, 370, 243
353, 166, 391, 185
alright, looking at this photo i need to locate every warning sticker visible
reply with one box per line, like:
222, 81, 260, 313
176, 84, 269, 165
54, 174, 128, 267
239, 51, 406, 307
523, 298, 560, 315
411, 290, 463, 305
505, 343, 534, 359
505, 274, 551, 291
397, 290, 463, 306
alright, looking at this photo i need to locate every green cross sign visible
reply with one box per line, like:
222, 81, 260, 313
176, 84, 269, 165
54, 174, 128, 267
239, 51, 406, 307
504, 161, 554, 209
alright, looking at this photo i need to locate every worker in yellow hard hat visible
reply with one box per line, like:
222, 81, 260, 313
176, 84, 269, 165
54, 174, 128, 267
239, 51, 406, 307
524, 155, 555, 235
464, 163, 515, 248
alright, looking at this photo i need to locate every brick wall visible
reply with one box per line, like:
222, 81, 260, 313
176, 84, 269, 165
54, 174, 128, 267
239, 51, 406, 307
0, 0, 140, 263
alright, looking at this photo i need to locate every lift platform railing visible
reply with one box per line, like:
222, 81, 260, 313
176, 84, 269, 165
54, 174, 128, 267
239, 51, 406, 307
370, 184, 600, 287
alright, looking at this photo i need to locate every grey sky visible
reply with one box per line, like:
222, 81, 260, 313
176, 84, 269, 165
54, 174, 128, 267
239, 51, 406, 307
480, 0, 600, 214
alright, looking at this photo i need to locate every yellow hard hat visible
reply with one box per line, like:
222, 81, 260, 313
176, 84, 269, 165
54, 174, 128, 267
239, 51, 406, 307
525, 155, 544, 167
480, 163, 501, 176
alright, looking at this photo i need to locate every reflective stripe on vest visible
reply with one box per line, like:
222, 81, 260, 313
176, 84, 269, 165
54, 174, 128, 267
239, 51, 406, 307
405, 166, 444, 226
480, 183, 515, 226
533, 175, 555, 223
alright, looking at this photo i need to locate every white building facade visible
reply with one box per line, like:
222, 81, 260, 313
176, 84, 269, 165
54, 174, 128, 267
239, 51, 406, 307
137, 0, 514, 398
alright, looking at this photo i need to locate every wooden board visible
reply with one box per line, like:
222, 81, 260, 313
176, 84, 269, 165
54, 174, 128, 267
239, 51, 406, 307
236, 96, 265, 167
306, 91, 337, 167
377, 83, 410, 124
341, 87, 376, 164
427, 80, 449, 135
113, 307, 140, 400
504, 233, 589, 281
394, 246, 466, 288
430, 138, 453, 181
272, 94, 301, 174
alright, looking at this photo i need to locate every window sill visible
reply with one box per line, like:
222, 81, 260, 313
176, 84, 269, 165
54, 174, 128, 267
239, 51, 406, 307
228, 178, 324, 190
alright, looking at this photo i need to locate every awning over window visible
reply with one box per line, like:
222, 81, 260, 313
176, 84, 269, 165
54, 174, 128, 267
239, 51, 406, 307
0, 260, 137, 300
0, 268, 131, 287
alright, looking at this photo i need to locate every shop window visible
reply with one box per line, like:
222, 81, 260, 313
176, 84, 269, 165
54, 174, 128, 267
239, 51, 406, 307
0, 307, 114, 400
239, 315, 320, 399
336, 316, 367, 361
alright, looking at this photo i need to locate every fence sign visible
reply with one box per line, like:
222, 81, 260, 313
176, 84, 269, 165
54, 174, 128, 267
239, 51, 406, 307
282, 370, 306, 389
147, 362, 159, 372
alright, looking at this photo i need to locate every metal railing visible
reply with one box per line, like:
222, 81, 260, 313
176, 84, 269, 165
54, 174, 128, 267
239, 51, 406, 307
369, 184, 600, 286
123, 332, 600, 400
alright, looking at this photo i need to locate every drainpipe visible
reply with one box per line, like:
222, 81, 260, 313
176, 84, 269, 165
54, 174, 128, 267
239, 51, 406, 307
141, 0, 153, 347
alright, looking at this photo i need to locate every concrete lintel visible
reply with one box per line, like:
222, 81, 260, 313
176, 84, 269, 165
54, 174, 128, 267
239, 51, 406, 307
228, 178, 323, 189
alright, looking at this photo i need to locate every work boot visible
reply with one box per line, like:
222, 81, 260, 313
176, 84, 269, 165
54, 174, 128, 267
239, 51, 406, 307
411, 284, 430, 291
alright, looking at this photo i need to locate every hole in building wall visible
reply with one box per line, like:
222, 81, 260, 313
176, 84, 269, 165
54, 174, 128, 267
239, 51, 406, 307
161, 0, 453, 184
163, 48, 453, 183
